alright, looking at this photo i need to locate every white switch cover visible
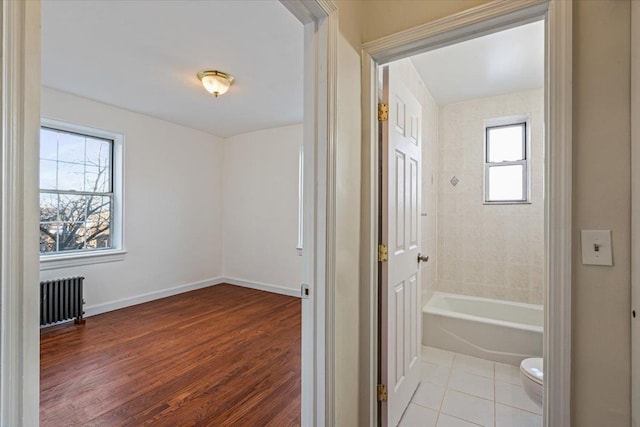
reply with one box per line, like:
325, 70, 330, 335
581, 230, 613, 266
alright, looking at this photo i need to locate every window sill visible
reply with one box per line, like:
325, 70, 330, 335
483, 201, 532, 205
40, 249, 127, 271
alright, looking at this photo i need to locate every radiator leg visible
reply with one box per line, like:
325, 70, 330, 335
74, 298, 86, 325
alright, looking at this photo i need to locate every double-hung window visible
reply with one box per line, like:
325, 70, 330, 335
39, 119, 124, 267
484, 115, 530, 203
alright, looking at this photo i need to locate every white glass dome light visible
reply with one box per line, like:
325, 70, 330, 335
197, 70, 235, 97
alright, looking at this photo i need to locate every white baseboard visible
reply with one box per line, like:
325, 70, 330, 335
223, 277, 301, 298
84, 277, 224, 317
83, 276, 299, 318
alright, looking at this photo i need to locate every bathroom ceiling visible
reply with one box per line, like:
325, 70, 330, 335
41, 1, 303, 138
410, 20, 544, 105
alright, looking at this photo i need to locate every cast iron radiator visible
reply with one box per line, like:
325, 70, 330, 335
40, 276, 86, 326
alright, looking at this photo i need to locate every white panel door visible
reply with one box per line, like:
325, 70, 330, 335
380, 64, 423, 427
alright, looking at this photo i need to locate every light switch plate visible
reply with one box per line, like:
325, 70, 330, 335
581, 230, 613, 266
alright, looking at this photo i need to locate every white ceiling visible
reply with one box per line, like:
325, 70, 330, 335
410, 21, 544, 105
42, 1, 303, 138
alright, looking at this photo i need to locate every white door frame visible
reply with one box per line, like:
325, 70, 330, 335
1, 1, 42, 425
360, 1, 572, 426
1, 1, 338, 425
631, 1, 639, 425
280, 1, 338, 424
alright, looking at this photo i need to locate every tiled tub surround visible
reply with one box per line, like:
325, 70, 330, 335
399, 346, 542, 427
436, 89, 544, 305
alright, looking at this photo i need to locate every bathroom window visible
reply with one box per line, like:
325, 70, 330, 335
484, 115, 530, 203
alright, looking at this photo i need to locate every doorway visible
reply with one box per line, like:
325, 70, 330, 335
0, 1, 338, 425
362, 1, 572, 426
379, 21, 545, 425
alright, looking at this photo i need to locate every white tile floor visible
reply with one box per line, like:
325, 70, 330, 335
398, 346, 542, 427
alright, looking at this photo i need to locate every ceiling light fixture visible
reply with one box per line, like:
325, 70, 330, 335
197, 70, 234, 97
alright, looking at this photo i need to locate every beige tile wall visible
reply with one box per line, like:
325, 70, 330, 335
391, 63, 543, 306
389, 59, 439, 308
436, 89, 544, 304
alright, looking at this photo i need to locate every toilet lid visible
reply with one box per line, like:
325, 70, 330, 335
520, 358, 543, 385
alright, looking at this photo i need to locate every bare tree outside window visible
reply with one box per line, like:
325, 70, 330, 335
39, 127, 113, 254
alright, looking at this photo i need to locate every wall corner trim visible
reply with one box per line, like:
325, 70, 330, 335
1, 0, 42, 424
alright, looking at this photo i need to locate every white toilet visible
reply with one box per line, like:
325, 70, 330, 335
520, 357, 543, 407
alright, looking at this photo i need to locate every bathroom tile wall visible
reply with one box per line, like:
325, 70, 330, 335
436, 89, 544, 304
390, 59, 439, 307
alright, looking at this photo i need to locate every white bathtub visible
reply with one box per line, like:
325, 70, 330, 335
422, 292, 543, 366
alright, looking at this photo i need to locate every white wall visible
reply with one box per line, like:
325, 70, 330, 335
222, 125, 302, 292
437, 89, 544, 304
573, 1, 631, 424
40, 88, 302, 312
40, 87, 224, 313
335, 26, 363, 427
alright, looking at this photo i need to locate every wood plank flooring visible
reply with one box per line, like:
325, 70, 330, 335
40, 284, 301, 426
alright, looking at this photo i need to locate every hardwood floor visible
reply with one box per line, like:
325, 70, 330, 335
40, 284, 301, 426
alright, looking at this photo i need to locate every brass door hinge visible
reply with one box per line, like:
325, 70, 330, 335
377, 384, 388, 401
378, 244, 388, 262
378, 103, 388, 121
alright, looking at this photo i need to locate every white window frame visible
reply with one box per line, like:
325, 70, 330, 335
297, 143, 304, 256
483, 114, 531, 204
39, 118, 126, 270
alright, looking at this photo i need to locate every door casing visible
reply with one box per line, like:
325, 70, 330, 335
631, 1, 639, 425
360, 1, 573, 426
0, 1, 41, 424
